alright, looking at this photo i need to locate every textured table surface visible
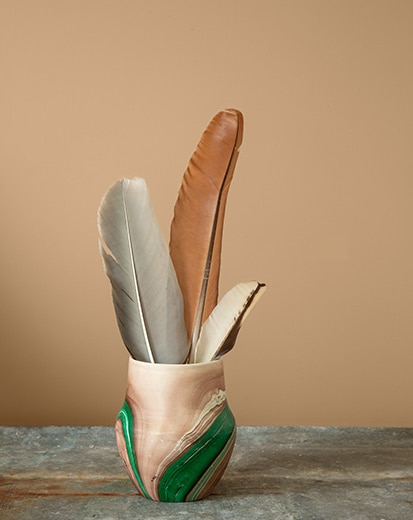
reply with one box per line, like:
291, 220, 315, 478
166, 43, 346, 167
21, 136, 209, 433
1, 426, 412, 519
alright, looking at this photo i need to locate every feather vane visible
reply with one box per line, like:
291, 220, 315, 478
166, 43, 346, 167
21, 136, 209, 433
170, 109, 244, 356
98, 178, 188, 363
193, 281, 266, 363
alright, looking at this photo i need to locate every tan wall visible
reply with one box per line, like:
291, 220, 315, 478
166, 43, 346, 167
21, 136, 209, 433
1, 0, 412, 426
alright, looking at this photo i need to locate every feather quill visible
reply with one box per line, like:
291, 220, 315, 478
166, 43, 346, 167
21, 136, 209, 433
170, 109, 243, 356
193, 281, 266, 363
98, 178, 188, 364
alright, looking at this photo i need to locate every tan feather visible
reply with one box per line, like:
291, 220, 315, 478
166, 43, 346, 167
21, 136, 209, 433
169, 109, 243, 354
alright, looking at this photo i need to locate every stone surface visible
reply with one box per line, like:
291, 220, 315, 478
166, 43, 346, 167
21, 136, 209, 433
0, 426, 412, 519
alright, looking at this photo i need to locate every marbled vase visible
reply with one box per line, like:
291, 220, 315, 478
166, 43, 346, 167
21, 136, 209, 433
115, 357, 236, 502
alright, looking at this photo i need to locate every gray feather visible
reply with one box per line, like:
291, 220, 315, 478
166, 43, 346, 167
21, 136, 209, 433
98, 178, 189, 363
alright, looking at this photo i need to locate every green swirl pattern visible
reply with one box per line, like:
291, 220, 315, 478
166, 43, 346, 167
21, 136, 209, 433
117, 400, 236, 502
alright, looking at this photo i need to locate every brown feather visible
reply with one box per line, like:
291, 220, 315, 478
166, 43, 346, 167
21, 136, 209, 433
169, 109, 243, 350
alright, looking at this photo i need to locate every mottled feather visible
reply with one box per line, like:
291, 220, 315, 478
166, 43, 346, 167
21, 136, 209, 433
194, 281, 266, 363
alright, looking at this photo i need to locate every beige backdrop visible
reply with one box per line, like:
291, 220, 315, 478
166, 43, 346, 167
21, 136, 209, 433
1, 0, 412, 426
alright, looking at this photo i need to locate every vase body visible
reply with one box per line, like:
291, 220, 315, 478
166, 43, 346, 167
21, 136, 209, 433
115, 357, 236, 502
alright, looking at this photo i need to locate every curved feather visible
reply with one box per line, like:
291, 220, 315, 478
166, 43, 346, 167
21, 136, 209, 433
169, 109, 244, 353
98, 178, 189, 363
193, 281, 266, 363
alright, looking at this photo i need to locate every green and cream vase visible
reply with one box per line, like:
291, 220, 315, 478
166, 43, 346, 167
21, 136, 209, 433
115, 357, 236, 502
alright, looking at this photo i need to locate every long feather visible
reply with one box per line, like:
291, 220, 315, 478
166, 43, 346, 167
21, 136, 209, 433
98, 178, 189, 363
193, 281, 266, 363
169, 109, 243, 356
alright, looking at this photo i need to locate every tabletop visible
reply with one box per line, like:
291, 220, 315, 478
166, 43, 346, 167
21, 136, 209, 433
1, 426, 412, 519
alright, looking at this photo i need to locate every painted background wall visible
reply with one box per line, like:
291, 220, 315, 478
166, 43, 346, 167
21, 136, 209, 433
1, 0, 412, 426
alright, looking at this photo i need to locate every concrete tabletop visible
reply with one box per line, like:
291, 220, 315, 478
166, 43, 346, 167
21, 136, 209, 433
1, 426, 412, 519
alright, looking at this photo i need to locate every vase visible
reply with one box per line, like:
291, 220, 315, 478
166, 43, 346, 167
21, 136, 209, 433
115, 357, 236, 502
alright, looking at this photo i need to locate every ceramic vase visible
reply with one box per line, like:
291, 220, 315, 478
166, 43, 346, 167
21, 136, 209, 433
115, 357, 236, 502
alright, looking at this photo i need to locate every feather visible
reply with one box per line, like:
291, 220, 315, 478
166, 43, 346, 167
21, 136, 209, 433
193, 281, 266, 363
98, 178, 189, 363
169, 109, 243, 356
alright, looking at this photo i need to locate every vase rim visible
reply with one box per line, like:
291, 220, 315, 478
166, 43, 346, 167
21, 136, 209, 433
128, 357, 223, 369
